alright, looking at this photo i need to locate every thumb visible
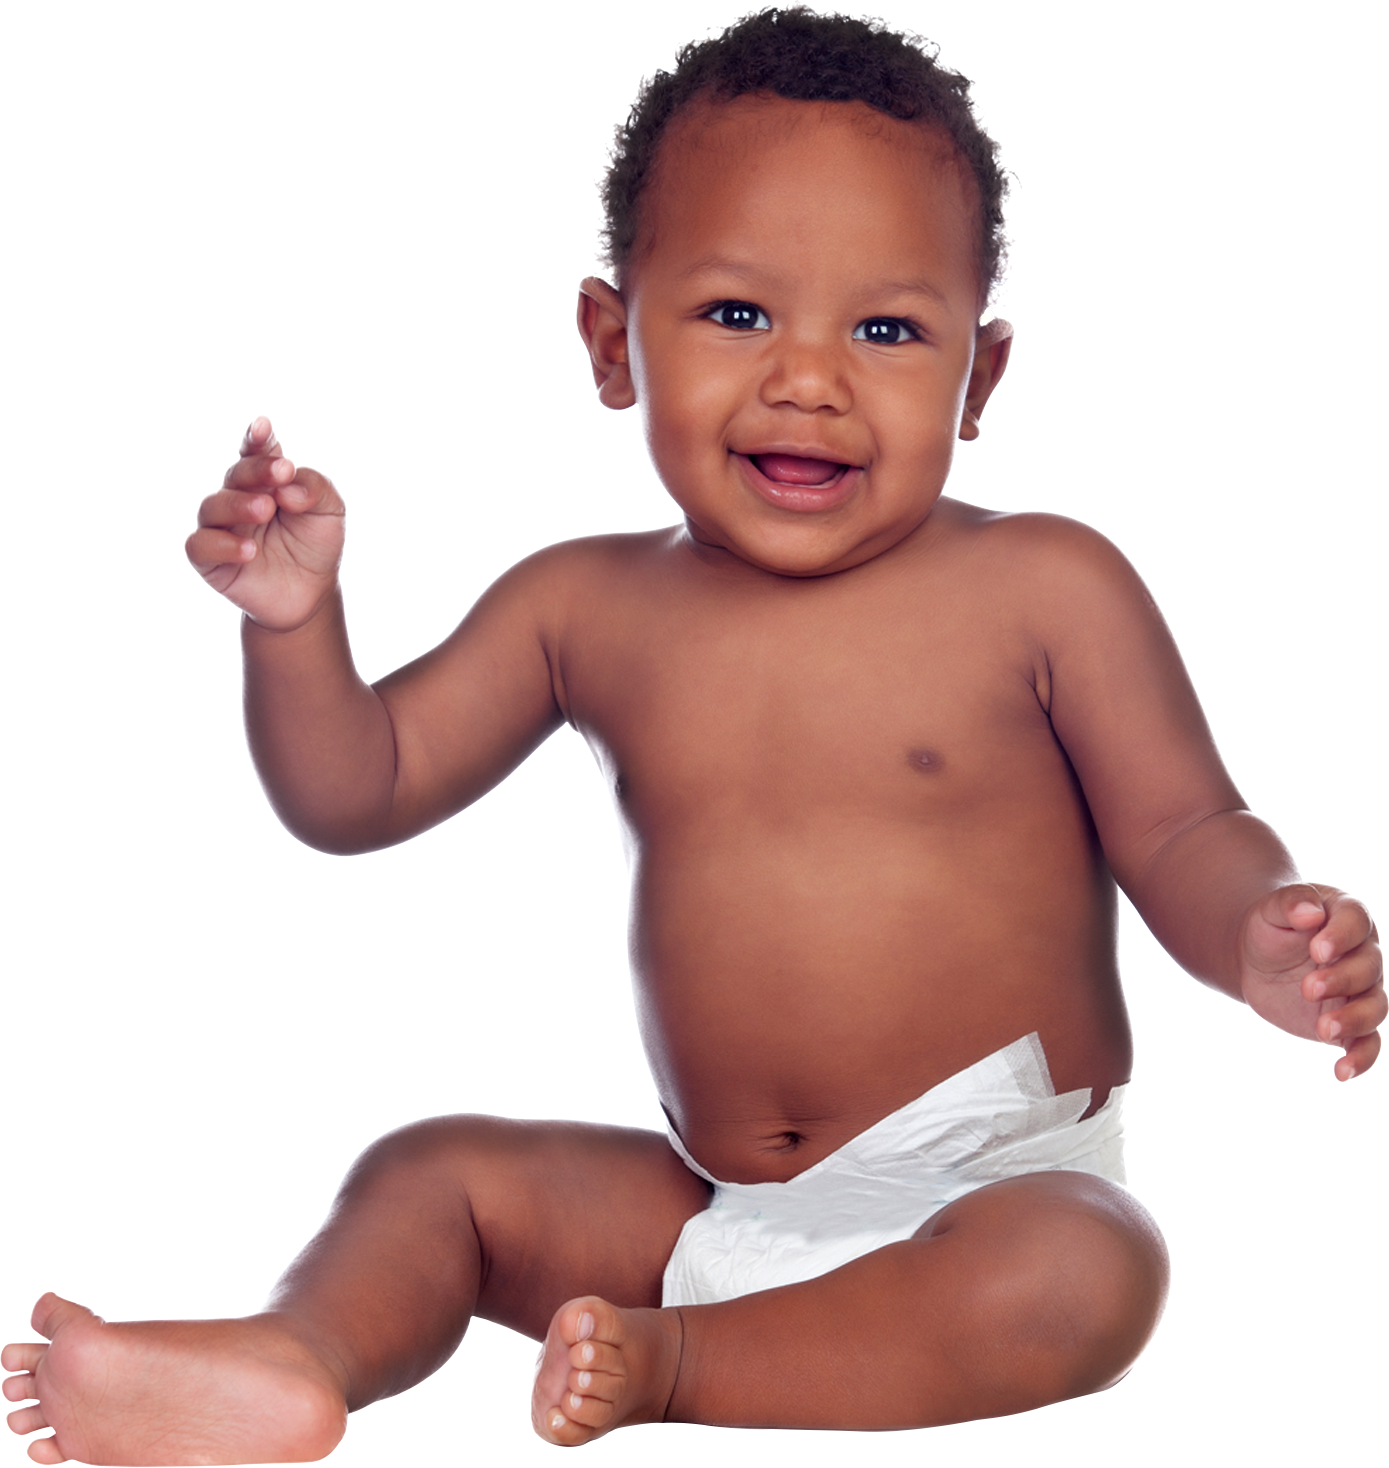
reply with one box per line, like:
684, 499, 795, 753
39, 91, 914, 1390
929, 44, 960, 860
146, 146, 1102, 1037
275, 466, 344, 519
1259, 884, 1327, 934
1244, 884, 1326, 978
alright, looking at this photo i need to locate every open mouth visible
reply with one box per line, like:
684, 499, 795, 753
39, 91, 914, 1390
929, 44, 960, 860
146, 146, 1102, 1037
738, 451, 861, 514
750, 453, 849, 487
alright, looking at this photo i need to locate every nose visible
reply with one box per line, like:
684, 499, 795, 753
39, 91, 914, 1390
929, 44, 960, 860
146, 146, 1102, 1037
758, 333, 852, 415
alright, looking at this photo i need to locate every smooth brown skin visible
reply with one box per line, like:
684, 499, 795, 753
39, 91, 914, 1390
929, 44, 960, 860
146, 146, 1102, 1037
6, 98, 1382, 1462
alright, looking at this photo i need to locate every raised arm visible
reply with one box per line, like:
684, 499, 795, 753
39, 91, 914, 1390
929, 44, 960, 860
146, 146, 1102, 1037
187, 420, 565, 853
1022, 516, 1383, 1079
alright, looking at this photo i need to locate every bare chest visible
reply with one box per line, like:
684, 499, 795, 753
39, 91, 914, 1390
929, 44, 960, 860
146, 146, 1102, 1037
559, 566, 1064, 832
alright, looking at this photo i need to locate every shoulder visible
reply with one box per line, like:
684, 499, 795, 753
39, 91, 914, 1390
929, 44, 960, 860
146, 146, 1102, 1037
935, 503, 1157, 619
943, 502, 1134, 568
474, 528, 680, 609
921, 505, 1174, 714
453, 530, 686, 667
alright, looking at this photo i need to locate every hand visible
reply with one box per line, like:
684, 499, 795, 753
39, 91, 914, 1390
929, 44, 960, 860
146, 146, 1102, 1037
186, 418, 345, 631
1240, 884, 1383, 1080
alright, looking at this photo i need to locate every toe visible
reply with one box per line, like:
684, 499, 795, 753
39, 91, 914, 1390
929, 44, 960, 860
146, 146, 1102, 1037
568, 1367, 623, 1404
4, 1374, 37, 1403
557, 1295, 625, 1350
2, 1345, 45, 1374
538, 1407, 604, 1448
28, 1434, 66, 1465
562, 1390, 615, 1431
569, 1339, 623, 1376
7, 1405, 50, 1435
30, 1296, 95, 1342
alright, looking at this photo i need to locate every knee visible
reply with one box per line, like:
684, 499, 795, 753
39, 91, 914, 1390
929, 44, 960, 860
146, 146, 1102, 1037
340, 1114, 511, 1200
989, 1177, 1169, 1400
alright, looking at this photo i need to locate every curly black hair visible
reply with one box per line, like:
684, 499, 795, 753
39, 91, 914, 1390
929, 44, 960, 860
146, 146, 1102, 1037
602, 8, 1008, 302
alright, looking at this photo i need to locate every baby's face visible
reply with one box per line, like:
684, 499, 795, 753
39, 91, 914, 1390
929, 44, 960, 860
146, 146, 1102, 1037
617, 96, 992, 576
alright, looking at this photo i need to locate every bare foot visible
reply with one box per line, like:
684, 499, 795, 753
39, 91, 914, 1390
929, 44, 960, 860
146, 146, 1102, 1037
530, 1296, 682, 1446
3, 1293, 348, 1465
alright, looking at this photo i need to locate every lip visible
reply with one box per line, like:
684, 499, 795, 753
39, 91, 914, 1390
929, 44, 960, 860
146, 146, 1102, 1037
734, 450, 863, 513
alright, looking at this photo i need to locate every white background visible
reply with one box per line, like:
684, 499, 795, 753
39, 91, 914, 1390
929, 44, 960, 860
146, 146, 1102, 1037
2, 1, 1384, 1464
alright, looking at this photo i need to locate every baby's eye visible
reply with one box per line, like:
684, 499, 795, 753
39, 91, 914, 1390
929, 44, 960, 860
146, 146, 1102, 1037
853, 318, 917, 345
709, 301, 770, 331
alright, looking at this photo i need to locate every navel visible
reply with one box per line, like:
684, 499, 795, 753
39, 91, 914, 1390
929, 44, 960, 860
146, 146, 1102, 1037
906, 747, 944, 773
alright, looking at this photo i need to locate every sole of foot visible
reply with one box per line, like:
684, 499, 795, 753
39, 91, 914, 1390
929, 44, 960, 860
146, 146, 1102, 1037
3, 1293, 348, 1466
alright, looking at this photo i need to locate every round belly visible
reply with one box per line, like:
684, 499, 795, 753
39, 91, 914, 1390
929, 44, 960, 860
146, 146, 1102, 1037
628, 817, 1130, 1181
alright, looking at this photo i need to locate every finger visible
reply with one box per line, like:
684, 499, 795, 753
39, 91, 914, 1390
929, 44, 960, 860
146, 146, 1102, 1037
186, 527, 257, 574
197, 487, 280, 530
1307, 894, 1376, 967
223, 454, 297, 492
1303, 944, 1383, 1002
1335, 1030, 1380, 1081
240, 416, 282, 459
1317, 984, 1387, 1044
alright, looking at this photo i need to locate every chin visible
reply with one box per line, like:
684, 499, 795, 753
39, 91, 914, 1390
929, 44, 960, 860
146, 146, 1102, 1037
754, 544, 863, 577
694, 521, 889, 578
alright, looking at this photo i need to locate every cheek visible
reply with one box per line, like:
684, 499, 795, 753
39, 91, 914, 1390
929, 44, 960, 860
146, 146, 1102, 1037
867, 377, 960, 463
640, 350, 741, 462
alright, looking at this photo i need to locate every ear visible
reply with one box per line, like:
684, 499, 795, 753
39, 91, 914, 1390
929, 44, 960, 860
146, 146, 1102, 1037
577, 277, 636, 410
958, 318, 1013, 441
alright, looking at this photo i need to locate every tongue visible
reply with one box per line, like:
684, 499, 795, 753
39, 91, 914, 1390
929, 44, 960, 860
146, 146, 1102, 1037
752, 453, 844, 486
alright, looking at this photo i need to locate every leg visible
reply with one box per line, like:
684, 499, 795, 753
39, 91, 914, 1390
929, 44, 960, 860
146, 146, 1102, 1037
3, 1116, 708, 1464
269, 1115, 708, 1397
533, 1170, 1168, 1441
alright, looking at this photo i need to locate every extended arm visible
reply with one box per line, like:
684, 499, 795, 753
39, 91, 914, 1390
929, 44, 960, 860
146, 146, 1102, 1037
1030, 518, 1383, 1078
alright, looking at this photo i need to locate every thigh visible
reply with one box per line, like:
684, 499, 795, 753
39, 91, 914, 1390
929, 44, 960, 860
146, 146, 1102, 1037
916, 1167, 1164, 1268
364, 1115, 711, 1340
671, 1169, 1167, 1428
907, 1169, 1168, 1405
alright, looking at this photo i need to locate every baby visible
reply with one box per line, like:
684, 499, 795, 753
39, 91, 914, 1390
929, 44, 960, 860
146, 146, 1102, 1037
5, 8, 1382, 1463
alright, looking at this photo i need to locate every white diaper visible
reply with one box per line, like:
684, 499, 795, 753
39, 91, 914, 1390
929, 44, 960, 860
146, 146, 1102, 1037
661, 1032, 1126, 1308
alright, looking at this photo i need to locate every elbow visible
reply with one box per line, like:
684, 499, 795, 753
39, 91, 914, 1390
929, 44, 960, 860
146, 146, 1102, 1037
293, 829, 390, 857
266, 798, 403, 857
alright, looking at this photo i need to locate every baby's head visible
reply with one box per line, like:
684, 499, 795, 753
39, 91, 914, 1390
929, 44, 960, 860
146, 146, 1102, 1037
602, 7, 1007, 308
578, 9, 1014, 579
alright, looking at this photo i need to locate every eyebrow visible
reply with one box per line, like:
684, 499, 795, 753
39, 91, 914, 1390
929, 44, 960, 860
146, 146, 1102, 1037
876, 277, 948, 307
676, 256, 771, 283
677, 257, 948, 307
